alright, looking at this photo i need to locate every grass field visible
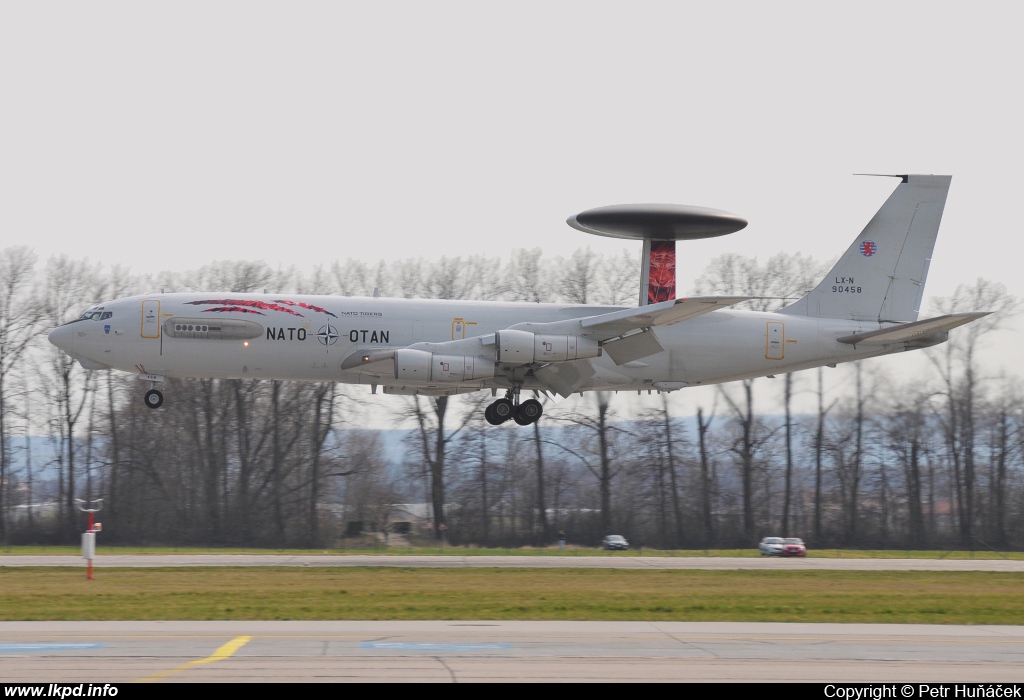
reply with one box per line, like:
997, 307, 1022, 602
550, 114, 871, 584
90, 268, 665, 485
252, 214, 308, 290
2, 545, 1023, 559
1, 567, 1022, 623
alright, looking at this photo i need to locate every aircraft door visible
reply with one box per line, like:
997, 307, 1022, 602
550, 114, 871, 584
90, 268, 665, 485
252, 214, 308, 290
766, 322, 784, 360
141, 300, 161, 339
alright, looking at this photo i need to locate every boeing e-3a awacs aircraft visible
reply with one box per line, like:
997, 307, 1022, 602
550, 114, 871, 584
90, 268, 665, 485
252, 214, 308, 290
48, 175, 988, 426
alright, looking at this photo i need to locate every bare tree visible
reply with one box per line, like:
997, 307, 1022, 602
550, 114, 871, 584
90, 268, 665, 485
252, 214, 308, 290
505, 248, 548, 303
596, 250, 640, 306
696, 405, 717, 546
409, 394, 480, 538
0, 248, 40, 540
928, 279, 1017, 547
884, 384, 933, 547
813, 367, 837, 543
306, 383, 338, 545
782, 373, 795, 537
38, 256, 109, 533
558, 392, 621, 536
558, 248, 600, 304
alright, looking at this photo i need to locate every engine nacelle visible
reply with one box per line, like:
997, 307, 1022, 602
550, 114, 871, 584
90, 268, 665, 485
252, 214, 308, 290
394, 349, 495, 382
495, 330, 601, 364
535, 334, 601, 363
431, 354, 496, 382
394, 348, 432, 381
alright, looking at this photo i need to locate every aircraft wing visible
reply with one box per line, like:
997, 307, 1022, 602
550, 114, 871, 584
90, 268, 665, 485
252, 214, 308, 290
836, 312, 990, 346
340, 296, 751, 376
510, 295, 750, 365
575, 295, 751, 338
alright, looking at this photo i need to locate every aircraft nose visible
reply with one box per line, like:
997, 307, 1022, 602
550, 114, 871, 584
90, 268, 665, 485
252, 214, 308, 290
48, 324, 74, 354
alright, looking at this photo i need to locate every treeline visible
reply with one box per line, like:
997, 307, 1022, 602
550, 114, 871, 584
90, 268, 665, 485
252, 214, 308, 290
0, 246, 1020, 550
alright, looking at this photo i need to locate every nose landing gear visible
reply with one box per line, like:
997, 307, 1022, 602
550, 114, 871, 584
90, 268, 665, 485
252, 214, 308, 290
137, 372, 166, 409
144, 389, 164, 409
485, 387, 542, 426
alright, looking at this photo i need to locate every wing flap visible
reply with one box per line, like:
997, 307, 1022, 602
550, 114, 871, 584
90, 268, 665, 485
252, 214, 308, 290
602, 329, 665, 364
533, 360, 596, 398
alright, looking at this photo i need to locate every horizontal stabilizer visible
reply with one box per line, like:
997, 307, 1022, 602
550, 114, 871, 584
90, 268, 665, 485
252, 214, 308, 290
836, 312, 989, 346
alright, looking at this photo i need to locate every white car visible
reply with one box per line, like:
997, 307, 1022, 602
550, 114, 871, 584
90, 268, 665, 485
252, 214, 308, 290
602, 535, 629, 551
759, 537, 785, 556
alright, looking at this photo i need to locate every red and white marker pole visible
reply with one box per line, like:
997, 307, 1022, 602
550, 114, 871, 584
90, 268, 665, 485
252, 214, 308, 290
75, 499, 103, 581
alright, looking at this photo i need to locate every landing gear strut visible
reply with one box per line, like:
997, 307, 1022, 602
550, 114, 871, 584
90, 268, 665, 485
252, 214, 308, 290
144, 389, 164, 409
485, 386, 542, 427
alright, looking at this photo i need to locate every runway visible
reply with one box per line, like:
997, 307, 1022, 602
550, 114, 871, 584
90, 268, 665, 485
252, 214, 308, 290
1, 621, 1023, 682
2, 554, 1024, 571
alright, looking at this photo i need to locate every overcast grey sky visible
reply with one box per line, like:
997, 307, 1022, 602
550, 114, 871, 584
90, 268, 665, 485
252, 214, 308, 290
3, 1, 1022, 422
2, 1, 1020, 302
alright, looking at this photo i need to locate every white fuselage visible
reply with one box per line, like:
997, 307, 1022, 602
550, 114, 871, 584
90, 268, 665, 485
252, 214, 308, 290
50, 293, 902, 394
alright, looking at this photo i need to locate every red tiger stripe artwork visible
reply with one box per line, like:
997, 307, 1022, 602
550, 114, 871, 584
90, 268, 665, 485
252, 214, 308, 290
200, 306, 265, 315
187, 299, 304, 317
274, 300, 338, 317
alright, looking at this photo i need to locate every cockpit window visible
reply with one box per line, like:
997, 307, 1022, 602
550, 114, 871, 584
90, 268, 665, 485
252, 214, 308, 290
80, 311, 103, 321
100, 312, 112, 320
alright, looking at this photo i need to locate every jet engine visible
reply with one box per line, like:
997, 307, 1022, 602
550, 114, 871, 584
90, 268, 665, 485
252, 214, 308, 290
495, 329, 601, 365
393, 349, 496, 382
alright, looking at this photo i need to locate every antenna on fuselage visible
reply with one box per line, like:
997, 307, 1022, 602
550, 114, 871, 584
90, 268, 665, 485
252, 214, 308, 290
566, 204, 747, 306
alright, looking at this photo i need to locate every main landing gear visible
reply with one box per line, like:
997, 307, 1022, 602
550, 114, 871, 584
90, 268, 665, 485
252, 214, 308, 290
485, 387, 542, 427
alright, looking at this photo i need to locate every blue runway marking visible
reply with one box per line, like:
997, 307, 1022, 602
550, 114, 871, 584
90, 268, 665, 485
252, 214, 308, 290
0, 643, 107, 654
362, 642, 511, 652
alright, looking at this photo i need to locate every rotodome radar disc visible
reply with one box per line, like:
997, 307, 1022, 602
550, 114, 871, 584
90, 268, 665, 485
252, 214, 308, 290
567, 203, 747, 241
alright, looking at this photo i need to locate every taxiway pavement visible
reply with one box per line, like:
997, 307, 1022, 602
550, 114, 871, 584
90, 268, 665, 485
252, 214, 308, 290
1, 621, 1022, 682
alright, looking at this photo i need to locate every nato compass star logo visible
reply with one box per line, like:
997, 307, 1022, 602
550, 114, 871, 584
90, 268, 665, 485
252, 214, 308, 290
317, 324, 339, 346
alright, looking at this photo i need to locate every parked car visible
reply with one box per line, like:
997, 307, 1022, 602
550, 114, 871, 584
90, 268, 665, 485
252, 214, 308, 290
781, 538, 807, 557
602, 535, 629, 551
759, 537, 785, 556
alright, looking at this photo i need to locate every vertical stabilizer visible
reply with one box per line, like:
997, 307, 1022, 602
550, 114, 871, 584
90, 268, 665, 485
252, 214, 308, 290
781, 175, 952, 323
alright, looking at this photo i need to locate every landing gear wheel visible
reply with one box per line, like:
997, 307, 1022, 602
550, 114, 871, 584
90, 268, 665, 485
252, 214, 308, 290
485, 403, 503, 426
514, 398, 543, 426
144, 389, 164, 409
491, 398, 514, 424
